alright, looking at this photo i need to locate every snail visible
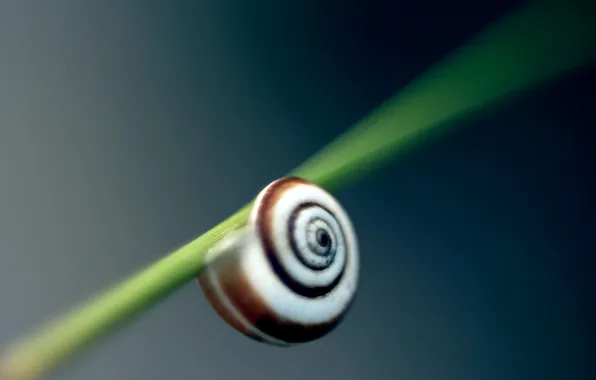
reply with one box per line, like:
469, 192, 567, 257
197, 177, 359, 346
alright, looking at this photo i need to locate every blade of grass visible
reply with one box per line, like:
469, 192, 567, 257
1, 1, 595, 379
292, 0, 596, 192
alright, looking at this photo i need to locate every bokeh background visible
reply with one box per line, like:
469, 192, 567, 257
1, 1, 594, 380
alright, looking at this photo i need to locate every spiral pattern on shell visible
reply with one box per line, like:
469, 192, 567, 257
197, 177, 359, 345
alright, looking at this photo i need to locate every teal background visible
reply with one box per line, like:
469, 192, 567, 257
1, 1, 594, 379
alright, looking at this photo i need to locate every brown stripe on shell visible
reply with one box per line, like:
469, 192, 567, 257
256, 177, 347, 299
288, 202, 342, 272
196, 260, 266, 343
285, 202, 346, 297
253, 292, 357, 343
215, 249, 347, 343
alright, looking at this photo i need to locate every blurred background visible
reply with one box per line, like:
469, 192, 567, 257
1, 1, 594, 379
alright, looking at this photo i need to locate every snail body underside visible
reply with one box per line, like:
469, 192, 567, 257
197, 177, 359, 345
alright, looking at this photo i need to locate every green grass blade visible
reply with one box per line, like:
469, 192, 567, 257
292, 0, 596, 192
1, 1, 595, 379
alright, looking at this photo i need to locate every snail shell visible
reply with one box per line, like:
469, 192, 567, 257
197, 177, 359, 345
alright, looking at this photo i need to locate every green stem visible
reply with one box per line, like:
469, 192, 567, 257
0, 205, 251, 380
292, 0, 596, 192
2, 1, 595, 379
